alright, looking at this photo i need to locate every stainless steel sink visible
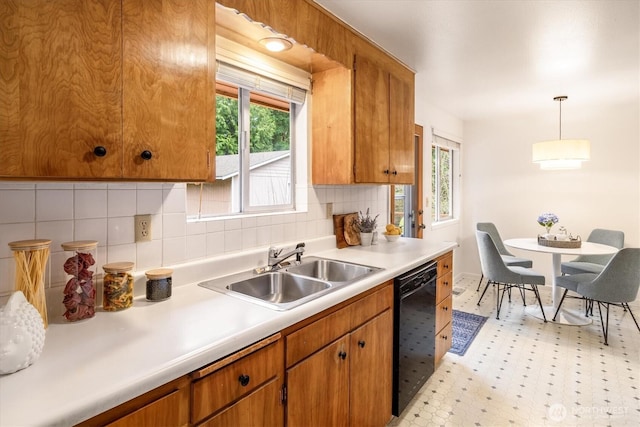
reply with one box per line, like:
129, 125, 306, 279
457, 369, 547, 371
284, 257, 379, 282
228, 272, 331, 304
198, 256, 383, 311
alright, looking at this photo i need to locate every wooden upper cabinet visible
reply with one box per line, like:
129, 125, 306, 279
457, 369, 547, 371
0, 0, 123, 179
389, 72, 415, 184
354, 55, 391, 184
312, 55, 415, 185
122, 0, 215, 181
0, 0, 215, 181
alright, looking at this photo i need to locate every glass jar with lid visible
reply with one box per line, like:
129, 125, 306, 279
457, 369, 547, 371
8, 239, 52, 328
61, 240, 98, 322
145, 268, 173, 301
102, 262, 134, 311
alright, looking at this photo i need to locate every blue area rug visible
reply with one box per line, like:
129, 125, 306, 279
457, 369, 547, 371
449, 310, 488, 356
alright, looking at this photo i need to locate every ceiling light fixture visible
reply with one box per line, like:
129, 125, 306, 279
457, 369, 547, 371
259, 37, 293, 53
532, 96, 590, 170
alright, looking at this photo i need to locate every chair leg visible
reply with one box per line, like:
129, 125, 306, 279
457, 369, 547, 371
552, 288, 569, 321
518, 285, 527, 306
477, 280, 492, 306
476, 273, 484, 291
496, 283, 506, 319
531, 285, 547, 322
623, 303, 640, 332
595, 301, 610, 346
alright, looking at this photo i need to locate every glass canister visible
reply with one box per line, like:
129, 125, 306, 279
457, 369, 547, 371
145, 268, 173, 301
102, 262, 134, 311
61, 240, 98, 322
8, 239, 52, 328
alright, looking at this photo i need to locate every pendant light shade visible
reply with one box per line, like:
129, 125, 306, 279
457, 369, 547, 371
532, 96, 590, 170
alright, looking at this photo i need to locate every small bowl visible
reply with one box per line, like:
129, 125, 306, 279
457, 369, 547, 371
383, 233, 400, 242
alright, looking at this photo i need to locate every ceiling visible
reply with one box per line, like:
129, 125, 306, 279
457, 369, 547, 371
314, 0, 640, 121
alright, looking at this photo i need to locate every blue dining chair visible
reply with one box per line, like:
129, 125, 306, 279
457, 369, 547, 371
561, 228, 624, 275
553, 248, 640, 345
476, 222, 533, 291
475, 230, 547, 321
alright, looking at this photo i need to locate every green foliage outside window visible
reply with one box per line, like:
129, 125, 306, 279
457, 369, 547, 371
216, 95, 290, 155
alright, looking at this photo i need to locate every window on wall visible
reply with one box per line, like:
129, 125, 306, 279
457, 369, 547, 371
187, 61, 307, 219
431, 133, 460, 223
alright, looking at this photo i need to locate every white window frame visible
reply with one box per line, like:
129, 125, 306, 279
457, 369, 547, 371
431, 132, 460, 226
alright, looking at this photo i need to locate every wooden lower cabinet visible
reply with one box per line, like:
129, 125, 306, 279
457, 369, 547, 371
286, 284, 393, 427
287, 336, 351, 427
190, 336, 284, 426
349, 310, 393, 427
76, 376, 190, 427
434, 251, 454, 364
76, 283, 394, 427
198, 378, 283, 427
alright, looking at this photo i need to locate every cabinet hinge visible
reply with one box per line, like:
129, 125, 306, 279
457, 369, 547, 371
206, 149, 211, 169
280, 384, 287, 405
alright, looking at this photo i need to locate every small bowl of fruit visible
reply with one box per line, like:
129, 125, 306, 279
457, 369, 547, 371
383, 224, 401, 242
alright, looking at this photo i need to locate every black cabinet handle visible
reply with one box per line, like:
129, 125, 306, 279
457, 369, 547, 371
383, 169, 390, 175
140, 150, 153, 160
441, 335, 448, 340
338, 351, 347, 360
392, 170, 398, 175
238, 374, 250, 387
443, 306, 448, 311
93, 146, 107, 157
358, 340, 366, 348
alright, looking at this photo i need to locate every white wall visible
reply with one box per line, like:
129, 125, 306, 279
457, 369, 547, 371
414, 79, 465, 262
459, 98, 640, 280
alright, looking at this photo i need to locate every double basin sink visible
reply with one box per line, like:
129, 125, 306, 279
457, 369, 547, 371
198, 256, 383, 310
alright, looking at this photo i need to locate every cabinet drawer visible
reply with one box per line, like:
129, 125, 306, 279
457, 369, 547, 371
191, 341, 281, 424
436, 272, 452, 304
435, 321, 453, 365
435, 294, 452, 334
437, 251, 453, 277
286, 304, 352, 367
350, 282, 393, 329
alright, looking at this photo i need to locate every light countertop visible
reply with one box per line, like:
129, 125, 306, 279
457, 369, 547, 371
0, 237, 456, 426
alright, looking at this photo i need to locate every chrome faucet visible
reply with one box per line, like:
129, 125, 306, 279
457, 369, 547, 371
268, 242, 306, 269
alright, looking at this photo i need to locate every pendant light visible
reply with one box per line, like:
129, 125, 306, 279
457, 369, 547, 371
532, 96, 590, 170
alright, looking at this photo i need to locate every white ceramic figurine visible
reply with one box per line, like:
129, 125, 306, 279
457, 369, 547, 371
0, 291, 46, 375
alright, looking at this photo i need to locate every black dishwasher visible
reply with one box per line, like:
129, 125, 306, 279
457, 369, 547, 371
392, 260, 439, 416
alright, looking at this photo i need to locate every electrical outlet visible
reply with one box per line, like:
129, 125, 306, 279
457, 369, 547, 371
135, 214, 152, 242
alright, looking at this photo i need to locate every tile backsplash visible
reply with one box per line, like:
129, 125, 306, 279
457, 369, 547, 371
0, 182, 388, 297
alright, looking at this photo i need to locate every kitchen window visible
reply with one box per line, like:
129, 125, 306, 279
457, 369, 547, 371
431, 133, 460, 223
187, 56, 308, 219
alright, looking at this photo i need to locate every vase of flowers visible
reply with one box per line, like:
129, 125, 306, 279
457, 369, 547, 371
355, 209, 379, 246
537, 212, 559, 238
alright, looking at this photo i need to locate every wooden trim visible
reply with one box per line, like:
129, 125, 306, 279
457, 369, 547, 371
415, 124, 424, 239
190, 333, 282, 379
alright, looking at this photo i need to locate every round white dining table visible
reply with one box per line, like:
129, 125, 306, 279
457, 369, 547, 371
504, 238, 619, 325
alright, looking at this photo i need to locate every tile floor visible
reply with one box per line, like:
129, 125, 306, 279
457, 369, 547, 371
389, 275, 640, 427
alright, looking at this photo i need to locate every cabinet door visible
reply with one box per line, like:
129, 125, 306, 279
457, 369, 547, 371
435, 321, 452, 365
0, 0, 123, 179
349, 310, 393, 427
105, 387, 189, 427
122, 0, 215, 181
286, 336, 350, 427
354, 55, 390, 183
198, 378, 283, 427
389, 73, 415, 184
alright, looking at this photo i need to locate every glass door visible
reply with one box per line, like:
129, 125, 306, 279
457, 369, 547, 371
390, 124, 424, 238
